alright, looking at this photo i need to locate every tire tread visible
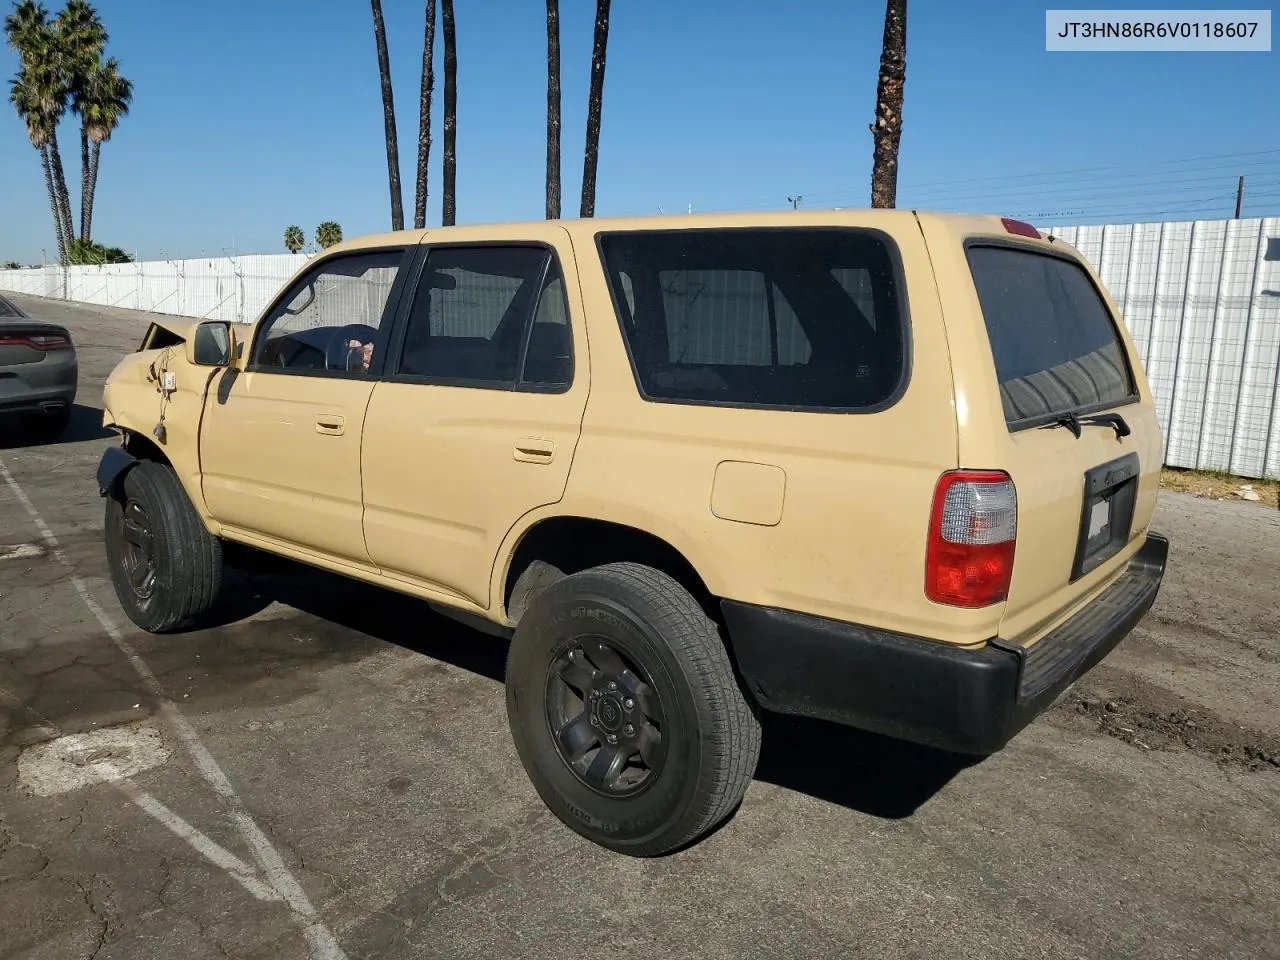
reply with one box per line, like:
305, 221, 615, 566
511, 560, 760, 855
592, 562, 761, 851
111, 461, 223, 632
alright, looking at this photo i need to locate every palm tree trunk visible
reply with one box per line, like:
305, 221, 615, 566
47, 129, 76, 247
579, 0, 611, 218
370, 0, 405, 231
41, 146, 68, 265
414, 0, 437, 230
869, 0, 907, 209
85, 141, 101, 242
441, 0, 457, 226
545, 0, 561, 219
79, 126, 91, 240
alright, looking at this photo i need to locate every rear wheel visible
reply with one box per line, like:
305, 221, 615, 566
104, 460, 224, 633
505, 562, 761, 856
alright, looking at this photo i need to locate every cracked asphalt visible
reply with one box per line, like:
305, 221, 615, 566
1, 292, 1278, 960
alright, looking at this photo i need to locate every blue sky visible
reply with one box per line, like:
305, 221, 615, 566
1, 0, 1277, 262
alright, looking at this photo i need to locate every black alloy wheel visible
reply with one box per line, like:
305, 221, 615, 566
545, 639, 667, 796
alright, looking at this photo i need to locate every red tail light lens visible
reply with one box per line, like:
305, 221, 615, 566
926, 470, 1017, 608
1000, 217, 1041, 239
0, 331, 72, 350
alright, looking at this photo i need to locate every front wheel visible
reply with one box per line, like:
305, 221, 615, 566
505, 562, 761, 856
104, 460, 224, 633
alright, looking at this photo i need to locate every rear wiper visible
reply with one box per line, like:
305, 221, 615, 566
1045, 412, 1082, 438
1041, 411, 1131, 440
1079, 413, 1132, 438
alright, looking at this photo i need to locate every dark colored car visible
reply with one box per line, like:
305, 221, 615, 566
0, 294, 78, 439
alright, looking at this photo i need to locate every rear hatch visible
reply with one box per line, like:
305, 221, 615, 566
952, 226, 1163, 644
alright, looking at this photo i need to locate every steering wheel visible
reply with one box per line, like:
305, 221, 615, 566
326, 324, 380, 372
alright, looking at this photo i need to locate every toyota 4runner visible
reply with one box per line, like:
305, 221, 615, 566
97, 210, 1168, 856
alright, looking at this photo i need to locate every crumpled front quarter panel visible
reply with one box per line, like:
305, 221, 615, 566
102, 346, 217, 522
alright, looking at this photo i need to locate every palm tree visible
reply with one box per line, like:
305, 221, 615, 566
414, 0, 436, 230
869, 0, 907, 208
5, 0, 75, 252
316, 221, 343, 249
55, 0, 106, 239
545, 0, 560, 219
9, 70, 65, 263
579, 0, 611, 218
440, 0, 456, 226
370, 0, 404, 230
79, 56, 130, 242
284, 225, 305, 253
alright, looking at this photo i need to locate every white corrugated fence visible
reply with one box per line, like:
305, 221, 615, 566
3, 215, 1279, 478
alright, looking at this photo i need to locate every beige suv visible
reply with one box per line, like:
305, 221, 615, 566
98, 211, 1168, 856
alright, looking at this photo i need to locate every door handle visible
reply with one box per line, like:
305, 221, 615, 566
316, 414, 345, 436
513, 438, 556, 464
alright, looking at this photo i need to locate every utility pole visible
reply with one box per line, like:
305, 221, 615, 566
1234, 176, 1244, 219
787, 195, 803, 210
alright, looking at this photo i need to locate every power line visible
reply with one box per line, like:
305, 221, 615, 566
1014, 193, 1242, 223
695, 148, 1280, 214
893, 146, 1280, 192
901, 171, 1280, 206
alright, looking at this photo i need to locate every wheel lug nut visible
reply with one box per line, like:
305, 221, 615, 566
607, 681, 617, 692
623, 698, 634, 710
590, 716, 600, 726
624, 724, 634, 736
607, 734, 618, 745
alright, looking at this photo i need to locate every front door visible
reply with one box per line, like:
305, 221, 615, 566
200, 246, 411, 566
361, 233, 589, 607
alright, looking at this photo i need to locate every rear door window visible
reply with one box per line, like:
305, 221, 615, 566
598, 228, 905, 410
967, 245, 1136, 425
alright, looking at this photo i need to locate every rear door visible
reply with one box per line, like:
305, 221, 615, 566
950, 233, 1164, 642
360, 230, 588, 608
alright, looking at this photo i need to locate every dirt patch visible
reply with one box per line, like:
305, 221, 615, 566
1160, 467, 1279, 508
1052, 667, 1280, 772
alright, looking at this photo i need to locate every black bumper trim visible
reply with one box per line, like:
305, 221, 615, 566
721, 531, 1168, 755
96, 445, 137, 497
996, 533, 1167, 703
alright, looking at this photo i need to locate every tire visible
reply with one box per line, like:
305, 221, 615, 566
104, 460, 224, 633
505, 562, 761, 856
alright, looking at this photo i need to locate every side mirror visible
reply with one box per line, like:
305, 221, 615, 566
188, 320, 236, 367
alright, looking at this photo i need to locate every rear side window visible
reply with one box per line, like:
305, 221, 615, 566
967, 246, 1136, 425
396, 245, 571, 390
598, 228, 906, 410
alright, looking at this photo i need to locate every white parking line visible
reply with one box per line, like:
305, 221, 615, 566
0, 458, 346, 960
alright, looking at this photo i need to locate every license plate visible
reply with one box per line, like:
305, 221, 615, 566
1071, 453, 1140, 582
1087, 498, 1111, 540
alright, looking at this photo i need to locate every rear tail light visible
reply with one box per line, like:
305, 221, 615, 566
0, 331, 72, 350
926, 470, 1017, 608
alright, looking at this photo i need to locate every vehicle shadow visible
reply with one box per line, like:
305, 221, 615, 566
752, 714, 978, 818
0, 403, 114, 449
248, 561, 974, 820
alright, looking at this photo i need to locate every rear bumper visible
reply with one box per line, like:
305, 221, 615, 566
721, 531, 1168, 755
0, 350, 78, 414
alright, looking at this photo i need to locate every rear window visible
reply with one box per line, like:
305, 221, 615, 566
597, 228, 906, 410
967, 245, 1136, 425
